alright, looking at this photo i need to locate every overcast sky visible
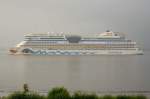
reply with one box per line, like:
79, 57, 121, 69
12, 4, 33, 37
0, 0, 150, 49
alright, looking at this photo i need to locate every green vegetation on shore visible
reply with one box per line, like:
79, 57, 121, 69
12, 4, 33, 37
1, 86, 147, 99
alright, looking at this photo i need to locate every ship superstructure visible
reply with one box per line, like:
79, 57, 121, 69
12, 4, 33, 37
9, 31, 143, 55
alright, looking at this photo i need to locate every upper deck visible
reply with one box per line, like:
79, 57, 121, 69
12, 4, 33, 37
24, 31, 126, 42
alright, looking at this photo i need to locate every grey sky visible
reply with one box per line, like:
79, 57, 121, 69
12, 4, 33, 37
0, 0, 150, 49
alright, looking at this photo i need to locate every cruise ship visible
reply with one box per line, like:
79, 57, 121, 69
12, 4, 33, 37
9, 31, 143, 55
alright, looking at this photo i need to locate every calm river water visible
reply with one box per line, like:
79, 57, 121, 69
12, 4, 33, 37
0, 49, 150, 96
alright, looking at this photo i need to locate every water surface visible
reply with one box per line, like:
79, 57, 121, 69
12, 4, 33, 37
0, 49, 150, 95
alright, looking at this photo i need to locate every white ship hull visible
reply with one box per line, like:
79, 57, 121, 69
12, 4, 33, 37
14, 49, 143, 55
9, 31, 144, 55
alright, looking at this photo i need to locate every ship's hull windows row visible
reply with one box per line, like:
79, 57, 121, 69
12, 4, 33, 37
21, 44, 137, 50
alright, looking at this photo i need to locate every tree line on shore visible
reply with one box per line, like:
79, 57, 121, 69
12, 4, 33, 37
0, 84, 147, 99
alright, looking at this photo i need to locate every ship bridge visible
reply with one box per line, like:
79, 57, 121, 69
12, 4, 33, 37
65, 35, 81, 43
